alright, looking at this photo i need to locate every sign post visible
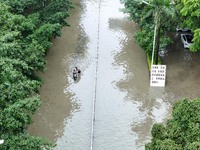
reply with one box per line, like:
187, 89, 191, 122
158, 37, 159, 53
150, 65, 166, 87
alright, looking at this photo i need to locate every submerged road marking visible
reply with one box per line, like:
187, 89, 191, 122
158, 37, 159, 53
90, 0, 101, 149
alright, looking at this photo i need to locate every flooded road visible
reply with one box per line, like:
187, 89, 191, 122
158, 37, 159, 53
28, 0, 200, 150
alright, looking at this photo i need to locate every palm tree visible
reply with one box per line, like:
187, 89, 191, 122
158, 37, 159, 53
141, 0, 175, 64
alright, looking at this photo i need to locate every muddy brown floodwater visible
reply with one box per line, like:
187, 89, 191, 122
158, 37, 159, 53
28, 0, 200, 150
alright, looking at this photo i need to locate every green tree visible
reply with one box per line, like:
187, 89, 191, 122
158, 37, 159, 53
121, 0, 177, 64
0, 0, 73, 148
148, 0, 174, 64
1, 0, 74, 26
146, 98, 200, 149
0, 0, 37, 13
0, 3, 46, 74
176, 0, 200, 52
39, 0, 74, 26
1, 133, 54, 150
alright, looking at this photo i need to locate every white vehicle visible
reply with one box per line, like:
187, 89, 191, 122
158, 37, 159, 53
181, 34, 193, 48
176, 27, 191, 32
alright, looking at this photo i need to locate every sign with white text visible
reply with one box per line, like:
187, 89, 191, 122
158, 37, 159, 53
150, 65, 166, 87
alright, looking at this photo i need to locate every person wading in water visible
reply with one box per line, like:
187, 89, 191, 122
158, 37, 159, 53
73, 67, 81, 81
73, 69, 78, 80
75, 67, 81, 74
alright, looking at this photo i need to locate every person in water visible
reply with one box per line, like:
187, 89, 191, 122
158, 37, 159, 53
75, 67, 81, 74
73, 69, 77, 80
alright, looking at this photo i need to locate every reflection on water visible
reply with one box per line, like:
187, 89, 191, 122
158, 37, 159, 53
28, 0, 200, 150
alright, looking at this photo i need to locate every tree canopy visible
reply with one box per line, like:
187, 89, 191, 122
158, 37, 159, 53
121, 0, 200, 56
121, 0, 177, 64
176, 0, 200, 52
146, 98, 200, 149
0, 0, 73, 149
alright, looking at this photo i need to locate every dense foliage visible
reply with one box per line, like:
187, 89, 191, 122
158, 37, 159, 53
146, 98, 200, 149
121, 0, 178, 64
0, 0, 73, 149
121, 0, 200, 59
175, 0, 200, 52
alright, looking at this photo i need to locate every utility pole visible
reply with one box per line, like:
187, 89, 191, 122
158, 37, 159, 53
141, 0, 166, 87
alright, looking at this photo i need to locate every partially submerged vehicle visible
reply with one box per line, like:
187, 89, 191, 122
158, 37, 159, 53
181, 34, 193, 49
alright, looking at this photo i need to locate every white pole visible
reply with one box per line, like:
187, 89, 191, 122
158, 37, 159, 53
141, 0, 153, 6
141, 0, 156, 67
151, 22, 157, 66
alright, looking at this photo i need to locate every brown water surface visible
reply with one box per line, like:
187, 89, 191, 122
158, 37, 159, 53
28, 0, 200, 150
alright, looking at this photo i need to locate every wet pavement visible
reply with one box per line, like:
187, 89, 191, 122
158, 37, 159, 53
28, 0, 200, 150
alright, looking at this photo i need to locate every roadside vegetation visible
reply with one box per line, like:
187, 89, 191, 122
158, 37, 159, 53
0, 0, 73, 149
121, 0, 200, 149
146, 98, 200, 149
121, 0, 200, 64
176, 0, 200, 52
0, 0, 199, 149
